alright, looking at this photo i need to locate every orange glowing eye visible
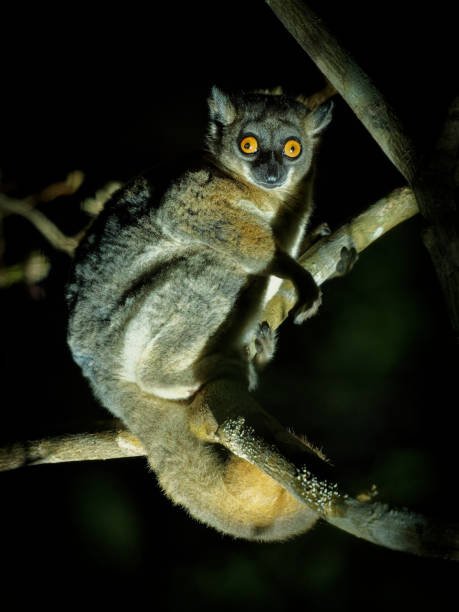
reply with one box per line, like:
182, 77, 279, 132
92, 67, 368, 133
240, 136, 258, 154
283, 139, 301, 158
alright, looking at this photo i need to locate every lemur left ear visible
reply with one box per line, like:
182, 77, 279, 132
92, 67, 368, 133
305, 100, 334, 137
208, 86, 236, 125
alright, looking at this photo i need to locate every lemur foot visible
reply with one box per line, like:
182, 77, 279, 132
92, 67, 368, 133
248, 322, 277, 391
253, 321, 277, 368
311, 221, 331, 239
299, 222, 331, 253
335, 246, 358, 277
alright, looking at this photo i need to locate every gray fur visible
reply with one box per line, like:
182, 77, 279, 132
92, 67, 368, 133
67, 86, 332, 540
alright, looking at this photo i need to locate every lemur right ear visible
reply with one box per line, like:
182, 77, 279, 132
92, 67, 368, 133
208, 86, 236, 125
305, 99, 334, 137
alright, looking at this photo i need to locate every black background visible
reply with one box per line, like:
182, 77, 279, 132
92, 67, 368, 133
1, 1, 458, 608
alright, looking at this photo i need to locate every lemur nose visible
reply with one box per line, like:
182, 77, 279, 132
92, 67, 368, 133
266, 161, 279, 183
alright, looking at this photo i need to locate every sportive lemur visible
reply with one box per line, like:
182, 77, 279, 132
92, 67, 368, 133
66, 86, 333, 541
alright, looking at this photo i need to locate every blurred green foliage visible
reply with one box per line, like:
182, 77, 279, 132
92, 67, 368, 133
71, 470, 143, 570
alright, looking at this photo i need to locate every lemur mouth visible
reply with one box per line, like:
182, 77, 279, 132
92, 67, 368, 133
256, 180, 287, 190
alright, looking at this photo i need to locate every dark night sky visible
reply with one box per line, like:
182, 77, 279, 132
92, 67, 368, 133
1, 2, 458, 609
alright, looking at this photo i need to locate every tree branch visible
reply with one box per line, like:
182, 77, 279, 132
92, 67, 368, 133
266, 0, 459, 341
215, 408, 459, 560
260, 186, 417, 336
417, 97, 459, 339
265, 0, 419, 183
0, 251, 50, 289
0, 425, 145, 471
0, 192, 79, 255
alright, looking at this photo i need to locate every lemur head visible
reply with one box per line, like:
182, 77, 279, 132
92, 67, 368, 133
206, 85, 333, 192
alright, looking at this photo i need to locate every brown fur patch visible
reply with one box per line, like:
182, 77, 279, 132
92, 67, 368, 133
223, 455, 303, 526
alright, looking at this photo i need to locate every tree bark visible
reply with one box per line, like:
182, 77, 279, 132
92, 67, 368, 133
265, 0, 419, 183
265, 0, 459, 339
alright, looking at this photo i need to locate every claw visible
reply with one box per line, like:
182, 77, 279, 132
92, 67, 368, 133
335, 246, 358, 276
253, 321, 277, 367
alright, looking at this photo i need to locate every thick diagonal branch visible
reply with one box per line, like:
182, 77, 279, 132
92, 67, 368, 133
266, 0, 459, 341
265, 0, 419, 183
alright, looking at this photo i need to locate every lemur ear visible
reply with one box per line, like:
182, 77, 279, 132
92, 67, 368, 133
208, 86, 236, 125
305, 99, 334, 137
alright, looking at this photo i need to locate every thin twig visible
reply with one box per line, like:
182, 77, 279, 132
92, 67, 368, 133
0, 193, 79, 255
0, 252, 50, 288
